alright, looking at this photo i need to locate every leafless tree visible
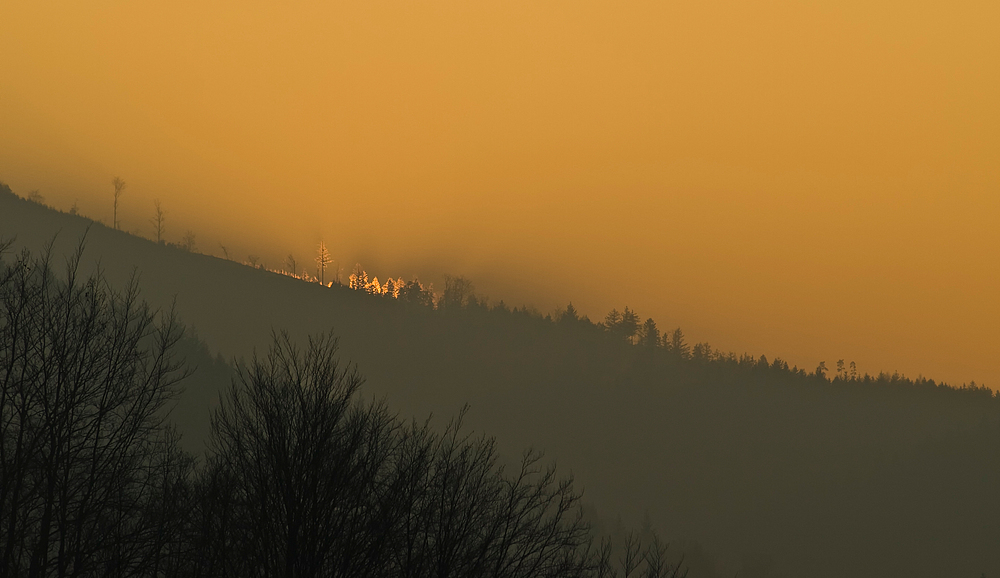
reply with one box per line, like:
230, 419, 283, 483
588, 532, 687, 578
316, 242, 333, 285
191, 331, 602, 578
441, 275, 474, 310
150, 199, 166, 243
181, 230, 196, 252
286, 254, 298, 277
112, 176, 127, 229
0, 240, 190, 577
204, 331, 402, 577
390, 412, 593, 578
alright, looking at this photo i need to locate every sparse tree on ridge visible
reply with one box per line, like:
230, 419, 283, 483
441, 275, 474, 309
814, 361, 828, 380
560, 302, 580, 325
112, 176, 127, 229
604, 308, 622, 331
621, 307, 640, 344
182, 230, 197, 252
604, 307, 640, 344
349, 263, 369, 291
639, 317, 660, 349
399, 278, 434, 307
151, 199, 166, 243
286, 253, 298, 276
316, 242, 333, 285
667, 328, 690, 358
383, 277, 398, 298
691, 342, 713, 361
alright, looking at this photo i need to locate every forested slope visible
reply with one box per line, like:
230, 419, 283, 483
3, 185, 998, 578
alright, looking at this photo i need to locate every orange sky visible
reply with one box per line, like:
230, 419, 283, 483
1, 0, 998, 387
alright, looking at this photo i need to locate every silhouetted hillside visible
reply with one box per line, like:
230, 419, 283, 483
4, 245, 667, 578
3, 184, 999, 577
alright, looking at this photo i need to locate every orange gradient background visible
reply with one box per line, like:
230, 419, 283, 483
1, 1, 998, 387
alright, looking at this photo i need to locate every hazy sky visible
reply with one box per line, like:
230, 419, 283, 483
2, 1, 998, 387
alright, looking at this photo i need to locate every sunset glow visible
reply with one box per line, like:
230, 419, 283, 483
1, 0, 998, 387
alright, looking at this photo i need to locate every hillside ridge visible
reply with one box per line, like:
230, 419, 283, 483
3, 181, 1000, 578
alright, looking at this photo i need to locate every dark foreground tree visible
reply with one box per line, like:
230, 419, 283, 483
0, 240, 190, 577
187, 331, 672, 578
199, 332, 402, 577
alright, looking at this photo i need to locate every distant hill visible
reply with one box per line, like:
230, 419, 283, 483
3, 183, 999, 578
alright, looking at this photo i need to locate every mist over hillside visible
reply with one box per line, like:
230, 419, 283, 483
3, 184, 999, 578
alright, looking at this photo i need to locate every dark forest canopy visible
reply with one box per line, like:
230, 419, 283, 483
3, 180, 1000, 578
